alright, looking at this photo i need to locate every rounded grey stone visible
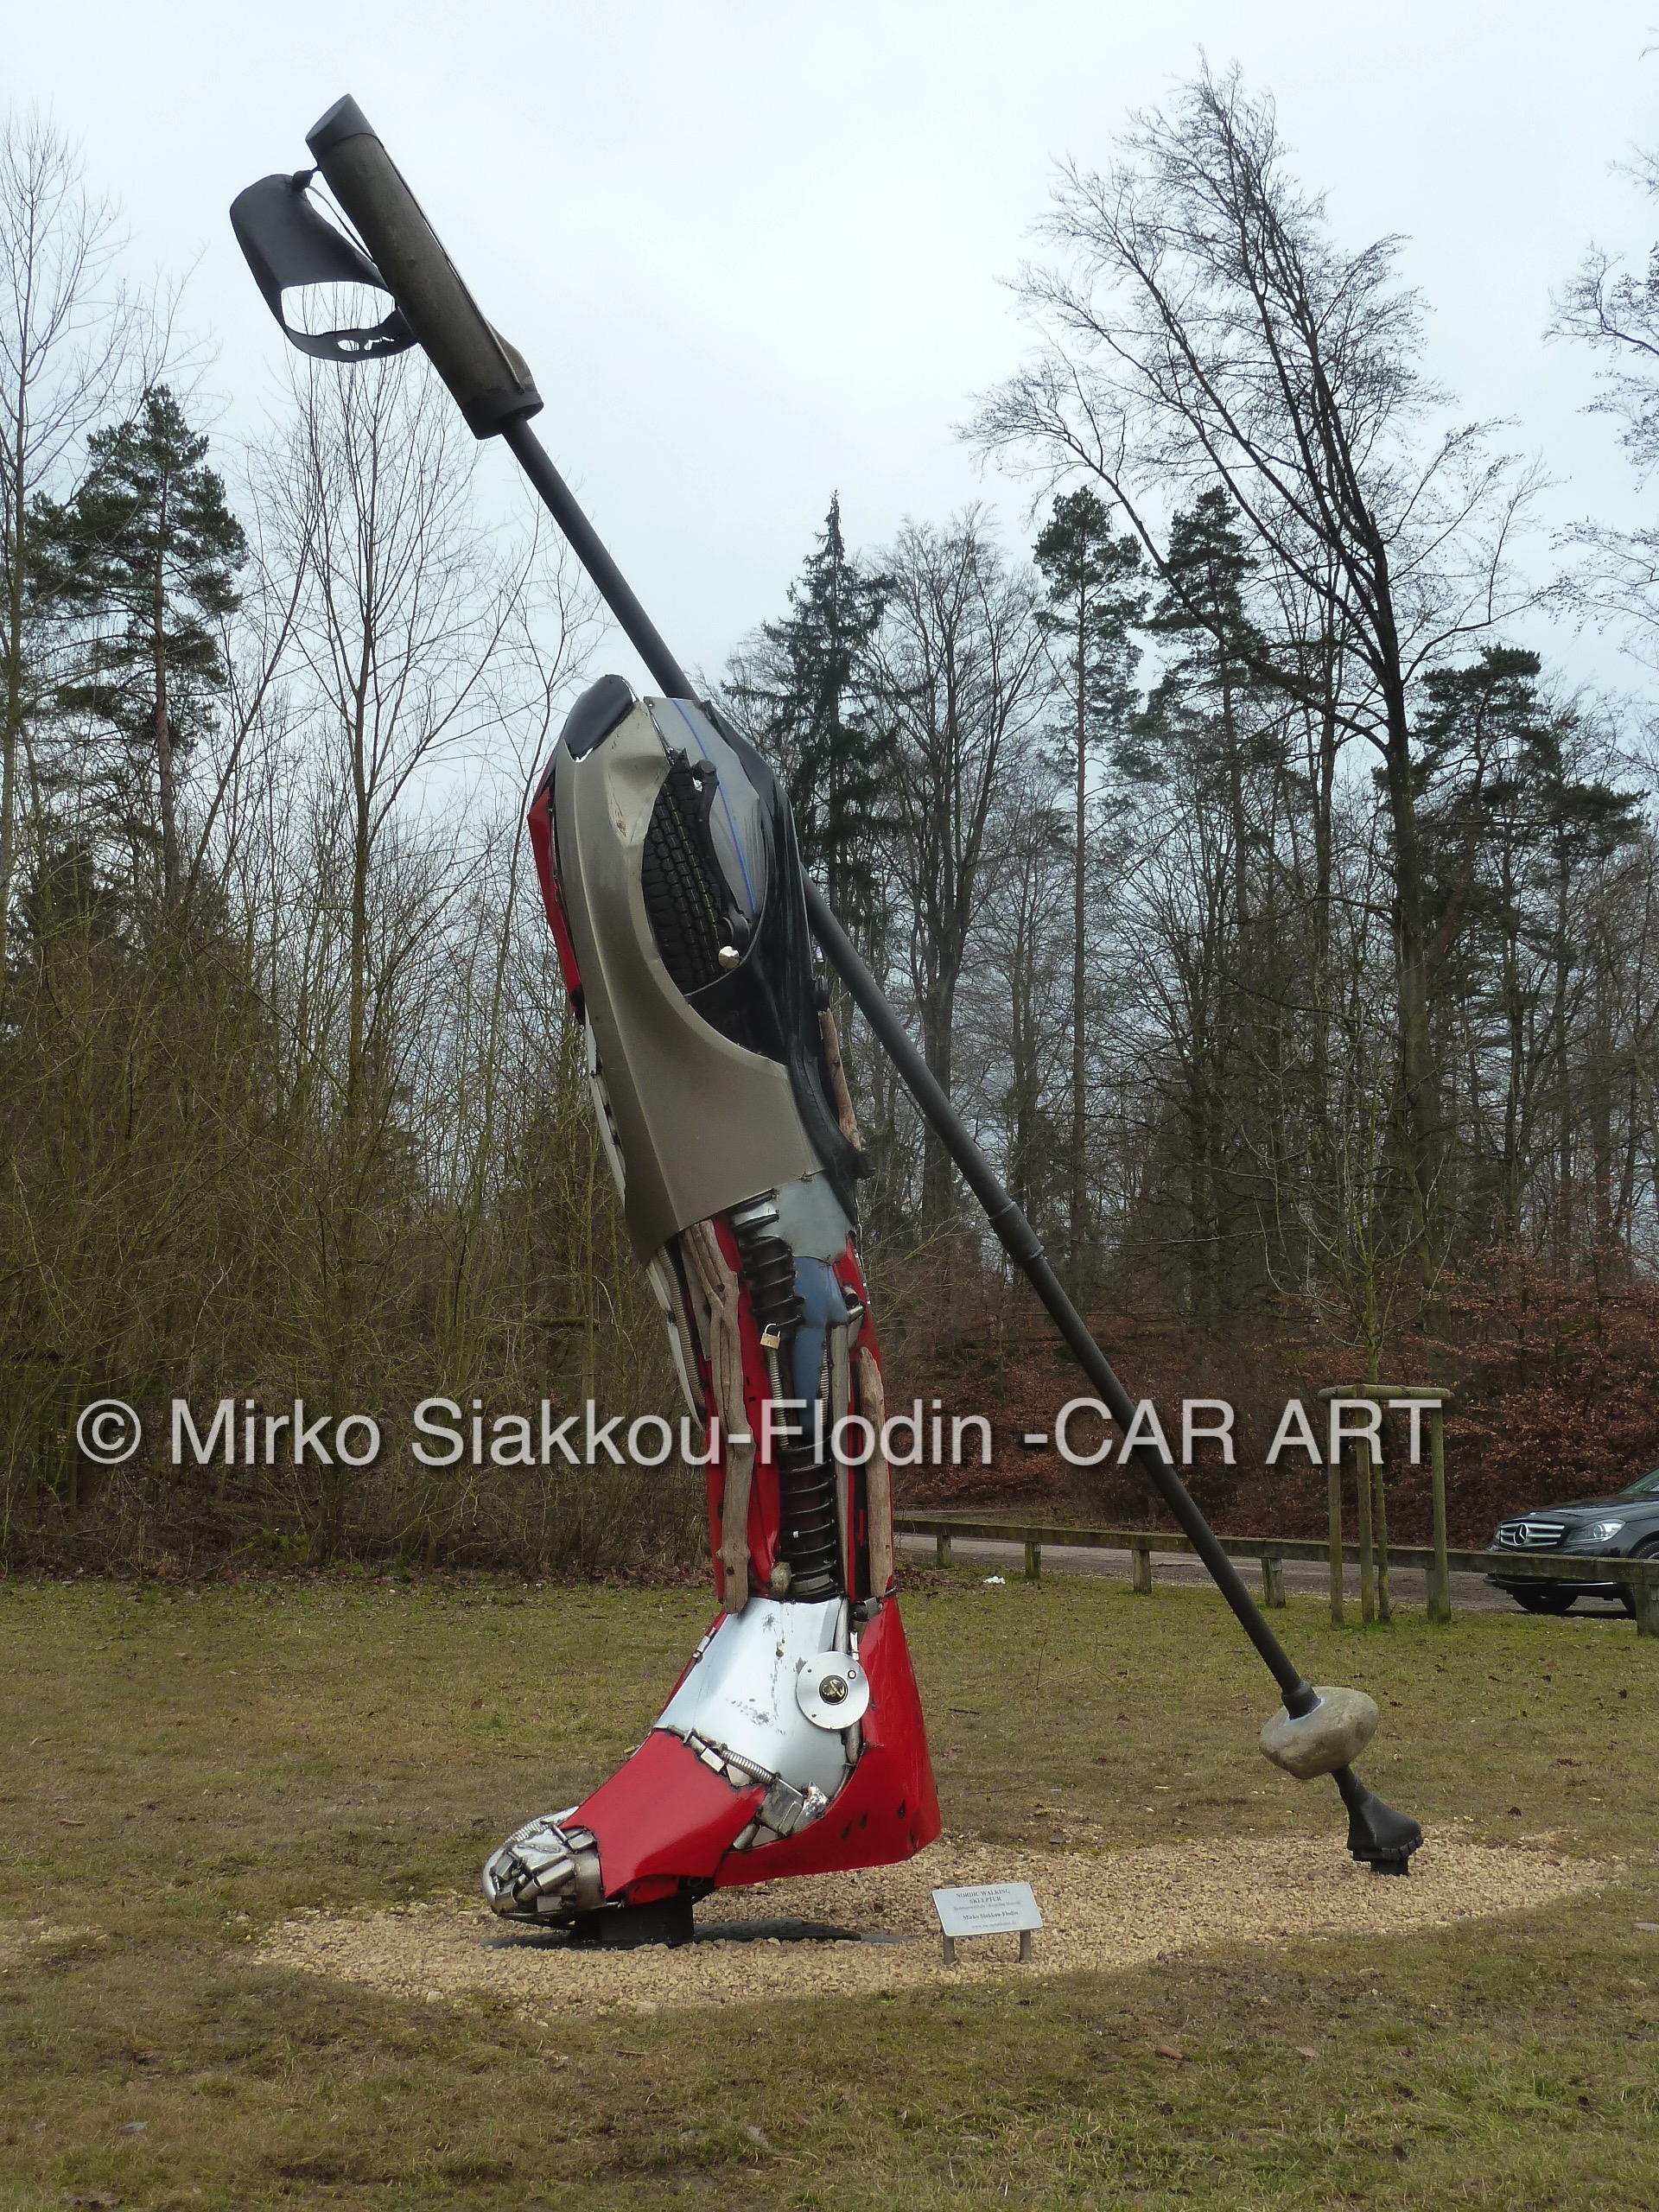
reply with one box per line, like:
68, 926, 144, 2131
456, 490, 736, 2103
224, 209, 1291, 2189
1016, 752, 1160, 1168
1258, 1685, 1379, 1780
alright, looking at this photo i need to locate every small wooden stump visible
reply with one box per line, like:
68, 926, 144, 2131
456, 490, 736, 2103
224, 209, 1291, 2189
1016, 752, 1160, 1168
1319, 1387, 1452, 1625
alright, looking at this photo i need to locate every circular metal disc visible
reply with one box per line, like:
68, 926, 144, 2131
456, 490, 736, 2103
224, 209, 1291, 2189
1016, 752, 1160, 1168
796, 1654, 871, 1730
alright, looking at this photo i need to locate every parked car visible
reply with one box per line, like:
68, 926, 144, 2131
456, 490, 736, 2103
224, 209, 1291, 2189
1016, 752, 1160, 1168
1486, 1466, 1659, 1613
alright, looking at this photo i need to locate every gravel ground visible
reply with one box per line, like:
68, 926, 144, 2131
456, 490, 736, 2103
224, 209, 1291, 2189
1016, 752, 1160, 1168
258, 1834, 1604, 2022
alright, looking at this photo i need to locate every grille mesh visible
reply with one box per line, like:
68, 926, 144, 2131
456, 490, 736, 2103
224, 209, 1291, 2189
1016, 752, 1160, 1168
1492, 1520, 1568, 1551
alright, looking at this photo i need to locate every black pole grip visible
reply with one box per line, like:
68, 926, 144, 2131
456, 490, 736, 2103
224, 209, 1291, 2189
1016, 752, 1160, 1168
306, 95, 541, 438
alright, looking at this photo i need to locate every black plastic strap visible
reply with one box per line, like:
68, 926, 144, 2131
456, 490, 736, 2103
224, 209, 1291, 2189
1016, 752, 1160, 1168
228, 173, 414, 363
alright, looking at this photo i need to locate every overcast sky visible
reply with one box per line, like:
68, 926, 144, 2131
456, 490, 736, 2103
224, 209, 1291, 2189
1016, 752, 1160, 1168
9, 1, 1659, 701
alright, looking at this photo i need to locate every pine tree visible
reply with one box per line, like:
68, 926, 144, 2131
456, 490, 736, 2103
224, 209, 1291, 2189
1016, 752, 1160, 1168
1415, 645, 1639, 980
1136, 491, 1286, 1323
1143, 488, 1278, 927
1415, 646, 1643, 1249
40, 386, 246, 905
738, 494, 892, 938
1033, 486, 1144, 1290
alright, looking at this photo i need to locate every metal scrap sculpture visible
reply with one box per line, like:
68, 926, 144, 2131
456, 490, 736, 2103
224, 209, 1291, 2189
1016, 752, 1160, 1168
231, 96, 1422, 1947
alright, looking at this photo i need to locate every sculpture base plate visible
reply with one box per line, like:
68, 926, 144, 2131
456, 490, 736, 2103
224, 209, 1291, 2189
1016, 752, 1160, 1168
568, 1897, 696, 1949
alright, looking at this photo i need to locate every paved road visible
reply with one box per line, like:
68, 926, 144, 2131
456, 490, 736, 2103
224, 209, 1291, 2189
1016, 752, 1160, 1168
896, 1529, 1632, 1623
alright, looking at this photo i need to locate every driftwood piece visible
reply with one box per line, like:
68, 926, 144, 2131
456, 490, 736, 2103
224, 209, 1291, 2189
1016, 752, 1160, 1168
683, 1221, 755, 1613
858, 1344, 893, 1595
818, 1005, 863, 1150
830, 1317, 852, 1589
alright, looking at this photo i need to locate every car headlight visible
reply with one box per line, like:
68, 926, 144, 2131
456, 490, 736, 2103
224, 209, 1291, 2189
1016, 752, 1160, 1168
1585, 1519, 1625, 1543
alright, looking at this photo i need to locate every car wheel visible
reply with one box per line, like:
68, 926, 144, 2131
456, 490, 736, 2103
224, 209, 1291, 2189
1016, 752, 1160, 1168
1619, 1537, 1659, 1618
1512, 1586, 1574, 1615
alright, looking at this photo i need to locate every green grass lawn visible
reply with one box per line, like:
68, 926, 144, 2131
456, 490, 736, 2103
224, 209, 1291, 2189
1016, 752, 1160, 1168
2, 1566, 1656, 2209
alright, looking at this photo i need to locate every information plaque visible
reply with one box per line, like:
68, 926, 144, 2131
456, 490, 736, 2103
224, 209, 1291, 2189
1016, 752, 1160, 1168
931, 1880, 1043, 1964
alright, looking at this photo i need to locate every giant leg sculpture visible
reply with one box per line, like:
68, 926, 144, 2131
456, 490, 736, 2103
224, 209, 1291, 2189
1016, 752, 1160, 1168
479, 678, 938, 1942
228, 96, 1423, 1941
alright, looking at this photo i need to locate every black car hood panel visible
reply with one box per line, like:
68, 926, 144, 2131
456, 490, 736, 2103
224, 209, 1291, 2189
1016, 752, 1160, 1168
1522, 1497, 1659, 1518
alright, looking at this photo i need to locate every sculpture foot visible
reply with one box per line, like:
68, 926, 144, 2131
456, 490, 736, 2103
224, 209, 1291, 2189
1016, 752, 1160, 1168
483, 1593, 940, 1925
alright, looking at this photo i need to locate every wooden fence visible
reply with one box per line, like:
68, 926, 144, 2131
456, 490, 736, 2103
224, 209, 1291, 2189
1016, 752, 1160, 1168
892, 1515, 1659, 1637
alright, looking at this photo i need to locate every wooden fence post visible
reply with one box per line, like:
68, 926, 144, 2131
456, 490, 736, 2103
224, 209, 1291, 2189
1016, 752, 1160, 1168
1428, 1403, 1452, 1624
1319, 1383, 1448, 1623
1354, 1432, 1376, 1624
1633, 1561, 1659, 1638
1024, 1537, 1041, 1583
935, 1529, 952, 1568
1130, 1537, 1153, 1596
1261, 1548, 1286, 1608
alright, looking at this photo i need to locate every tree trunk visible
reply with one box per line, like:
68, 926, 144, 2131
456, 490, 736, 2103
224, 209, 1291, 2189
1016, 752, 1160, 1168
1500, 846, 1524, 1244
1553, 844, 1572, 1274
1378, 658, 1440, 1284
153, 506, 180, 905
920, 969, 958, 1230
0, 437, 23, 1019
1069, 599, 1088, 1289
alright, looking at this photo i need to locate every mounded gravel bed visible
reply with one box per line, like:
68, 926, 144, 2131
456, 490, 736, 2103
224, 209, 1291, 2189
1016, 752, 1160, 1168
256, 1832, 1605, 2020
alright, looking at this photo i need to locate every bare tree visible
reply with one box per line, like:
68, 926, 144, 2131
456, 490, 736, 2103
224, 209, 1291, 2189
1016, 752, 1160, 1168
971, 753, 1071, 1235
974, 62, 1533, 1281
872, 510, 1048, 1227
256, 363, 524, 1452
1553, 145, 1659, 689
421, 532, 597, 1389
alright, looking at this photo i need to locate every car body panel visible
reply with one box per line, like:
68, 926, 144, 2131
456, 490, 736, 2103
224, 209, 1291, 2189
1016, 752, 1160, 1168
1486, 1472, 1659, 1599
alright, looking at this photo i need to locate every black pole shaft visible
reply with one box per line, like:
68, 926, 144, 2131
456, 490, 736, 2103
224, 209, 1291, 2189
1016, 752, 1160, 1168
504, 420, 695, 700
805, 884, 1316, 1711
496, 412, 1315, 1719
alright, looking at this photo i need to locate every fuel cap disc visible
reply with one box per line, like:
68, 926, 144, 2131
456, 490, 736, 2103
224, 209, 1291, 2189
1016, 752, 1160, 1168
796, 1655, 871, 1729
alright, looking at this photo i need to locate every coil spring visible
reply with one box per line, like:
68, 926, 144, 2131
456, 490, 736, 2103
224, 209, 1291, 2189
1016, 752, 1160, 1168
728, 1195, 842, 1601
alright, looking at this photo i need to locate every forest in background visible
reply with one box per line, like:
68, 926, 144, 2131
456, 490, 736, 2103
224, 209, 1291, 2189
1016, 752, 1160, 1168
7, 66, 1659, 1573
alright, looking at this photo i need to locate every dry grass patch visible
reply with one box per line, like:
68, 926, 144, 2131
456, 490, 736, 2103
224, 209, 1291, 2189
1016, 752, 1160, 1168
0, 1570, 1656, 2209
